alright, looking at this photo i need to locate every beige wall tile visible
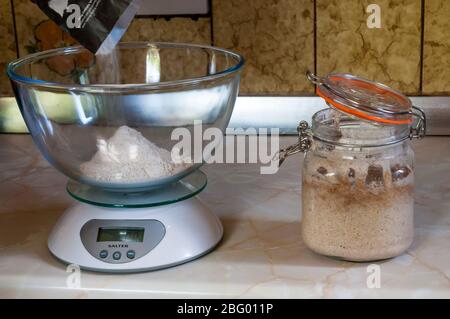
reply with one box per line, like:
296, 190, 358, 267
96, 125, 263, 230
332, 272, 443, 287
212, 0, 315, 95
317, 0, 421, 95
0, 0, 17, 96
122, 17, 211, 44
423, 1, 450, 94
121, 18, 212, 84
13, 0, 48, 57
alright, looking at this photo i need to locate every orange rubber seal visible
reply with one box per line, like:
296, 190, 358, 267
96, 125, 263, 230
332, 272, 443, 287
316, 86, 412, 125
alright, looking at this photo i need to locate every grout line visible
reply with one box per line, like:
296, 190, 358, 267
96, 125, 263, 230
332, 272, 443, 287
313, 0, 317, 75
209, 0, 214, 46
419, 0, 425, 94
134, 14, 210, 19
135, 1, 212, 21
10, 0, 20, 59
313, 0, 317, 91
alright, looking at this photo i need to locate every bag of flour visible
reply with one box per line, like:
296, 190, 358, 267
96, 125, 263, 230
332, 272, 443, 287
31, 0, 141, 54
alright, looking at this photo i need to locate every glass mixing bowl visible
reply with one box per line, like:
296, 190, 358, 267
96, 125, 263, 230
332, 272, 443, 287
8, 42, 244, 191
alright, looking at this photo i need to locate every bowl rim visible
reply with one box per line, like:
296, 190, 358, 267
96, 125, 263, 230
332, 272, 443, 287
7, 41, 245, 92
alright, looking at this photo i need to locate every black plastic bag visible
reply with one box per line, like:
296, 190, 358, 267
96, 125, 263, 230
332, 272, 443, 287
31, 0, 141, 54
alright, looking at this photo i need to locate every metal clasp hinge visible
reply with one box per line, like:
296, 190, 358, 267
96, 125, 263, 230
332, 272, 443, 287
409, 106, 426, 139
275, 121, 312, 166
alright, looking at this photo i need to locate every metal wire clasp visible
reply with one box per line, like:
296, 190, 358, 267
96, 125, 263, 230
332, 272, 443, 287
275, 121, 312, 166
306, 71, 325, 86
409, 106, 426, 139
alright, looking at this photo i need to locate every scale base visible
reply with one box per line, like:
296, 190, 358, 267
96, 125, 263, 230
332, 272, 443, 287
48, 197, 223, 273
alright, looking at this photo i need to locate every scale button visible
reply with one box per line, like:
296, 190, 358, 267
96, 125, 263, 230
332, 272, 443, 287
99, 250, 108, 259
112, 251, 121, 260
126, 250, 136, 259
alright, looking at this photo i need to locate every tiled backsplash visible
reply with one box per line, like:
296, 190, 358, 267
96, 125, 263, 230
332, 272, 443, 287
1, 0, 450, 96
0, 0, 18, 97
423, 0, 450, 94
317, 0, 421, 95
213, 0, 315, 94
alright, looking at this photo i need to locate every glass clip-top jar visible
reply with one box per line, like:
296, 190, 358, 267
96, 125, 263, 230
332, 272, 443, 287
279, 72, 426, 262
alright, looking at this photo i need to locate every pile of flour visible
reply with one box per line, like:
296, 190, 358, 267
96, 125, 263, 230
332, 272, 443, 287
80, 126, 188, 183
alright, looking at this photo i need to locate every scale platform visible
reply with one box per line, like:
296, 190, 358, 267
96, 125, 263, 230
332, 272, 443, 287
48, 170, 223, 273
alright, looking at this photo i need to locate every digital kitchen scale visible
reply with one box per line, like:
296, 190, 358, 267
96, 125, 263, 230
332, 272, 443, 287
48, 170, 223, 273
8, 41, 243, 274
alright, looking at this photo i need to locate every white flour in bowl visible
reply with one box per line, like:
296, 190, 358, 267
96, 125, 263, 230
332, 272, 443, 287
80, 126, 188, 183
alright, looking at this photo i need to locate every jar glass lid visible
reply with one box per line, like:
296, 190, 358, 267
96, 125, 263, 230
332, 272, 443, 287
308, 72, 413, 125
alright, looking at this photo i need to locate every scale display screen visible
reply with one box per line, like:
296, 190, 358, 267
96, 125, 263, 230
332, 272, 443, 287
97, 227, 145, 242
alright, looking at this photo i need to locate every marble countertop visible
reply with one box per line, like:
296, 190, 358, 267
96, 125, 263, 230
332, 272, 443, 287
0, 135, 449, 298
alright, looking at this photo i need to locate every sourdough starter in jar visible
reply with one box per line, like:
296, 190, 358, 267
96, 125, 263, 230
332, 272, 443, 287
301, 109, 415, 261
278, 72, 426, 261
